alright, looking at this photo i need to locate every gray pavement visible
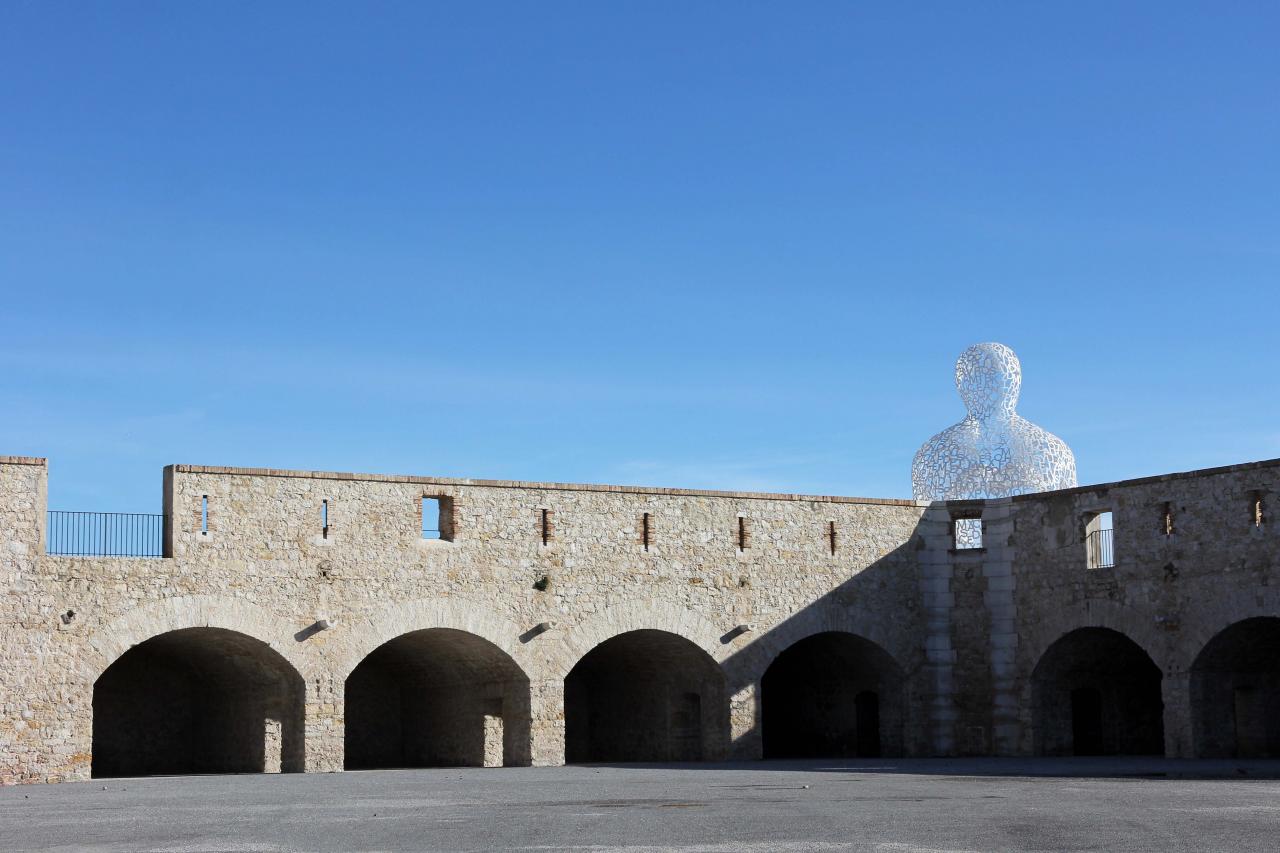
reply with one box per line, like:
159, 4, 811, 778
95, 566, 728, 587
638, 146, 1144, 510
3, 758, 1280, 852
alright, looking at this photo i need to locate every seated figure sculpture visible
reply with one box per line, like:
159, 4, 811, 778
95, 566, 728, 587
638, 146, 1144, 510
912, 343, 1076, 513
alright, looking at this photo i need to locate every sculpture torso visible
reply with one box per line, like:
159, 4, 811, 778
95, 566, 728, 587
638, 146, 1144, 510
911, 343, 1077, 502
912, 414, 1076, 501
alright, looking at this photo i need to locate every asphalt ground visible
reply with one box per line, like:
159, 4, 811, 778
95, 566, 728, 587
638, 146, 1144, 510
2, 758, 1279, 852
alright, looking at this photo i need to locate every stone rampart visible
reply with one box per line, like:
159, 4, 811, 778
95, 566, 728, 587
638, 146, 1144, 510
2, 455, 1277, 783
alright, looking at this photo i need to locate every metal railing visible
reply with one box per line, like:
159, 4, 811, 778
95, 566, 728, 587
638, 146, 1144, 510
47, 511, 165, 557
1086, 527, 1114, 569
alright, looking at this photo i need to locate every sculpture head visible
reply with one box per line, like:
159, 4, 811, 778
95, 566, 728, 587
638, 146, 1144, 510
955, 342, 1020, 420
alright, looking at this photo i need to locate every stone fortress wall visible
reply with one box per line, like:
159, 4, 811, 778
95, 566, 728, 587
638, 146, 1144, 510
2, 453, 1278, 784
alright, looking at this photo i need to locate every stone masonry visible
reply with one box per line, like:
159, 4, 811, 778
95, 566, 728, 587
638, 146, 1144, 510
1, 454, 1278, 784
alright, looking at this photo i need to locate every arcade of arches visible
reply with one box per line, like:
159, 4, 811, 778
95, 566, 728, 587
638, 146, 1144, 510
85, 620, 1280, 777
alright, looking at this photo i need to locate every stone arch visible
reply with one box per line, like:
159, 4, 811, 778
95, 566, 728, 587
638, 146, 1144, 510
1019, 603, 1170, 679
1180, 601, 1280, 671
760, 630, 906, 759
79, 597, 312, 779
552, 599, 727, 680
81, 595, 309, 686
336, 598, 537, 770
727, 603, 910, 690
333, 597, 537, 683
563, 628, 728, 762
1190, 616, 1280, 758
344, 628, 533, 769
1029, 626, 1164, 756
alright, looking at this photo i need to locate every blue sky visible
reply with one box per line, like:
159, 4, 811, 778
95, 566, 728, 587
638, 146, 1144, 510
2, 2, 1278, 512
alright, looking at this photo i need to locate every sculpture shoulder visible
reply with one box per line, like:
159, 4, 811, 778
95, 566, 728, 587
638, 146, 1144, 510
1011, 417, 1078, 488
911, 422, 974, 501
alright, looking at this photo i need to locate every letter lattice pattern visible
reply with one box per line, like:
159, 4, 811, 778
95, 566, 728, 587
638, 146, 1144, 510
912, 343, 1076, 546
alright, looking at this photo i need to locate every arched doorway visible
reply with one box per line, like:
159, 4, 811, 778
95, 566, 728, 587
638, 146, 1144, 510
343, 628, 531, 769
92, 627, 304, 778
1191, 617, 1280, 758
564, 629, 726, 762
1030, 627, 1163, 756
761, 631, 905, 758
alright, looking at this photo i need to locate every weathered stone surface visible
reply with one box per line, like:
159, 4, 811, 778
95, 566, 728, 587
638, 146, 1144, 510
1, 453, 1277, 784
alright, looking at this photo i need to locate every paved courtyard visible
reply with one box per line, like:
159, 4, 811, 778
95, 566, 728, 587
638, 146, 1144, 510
2, 759, 1279, 852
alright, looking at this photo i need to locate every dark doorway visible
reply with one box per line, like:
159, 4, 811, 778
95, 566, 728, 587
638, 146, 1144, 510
344, 628, 531, 769
854, 691, 882, 757
1071, 687, 1104, 755
92, 628, 304, 778
1030, 628, 1163, 756
564, 630, 726, 763
761, 632, 905, 759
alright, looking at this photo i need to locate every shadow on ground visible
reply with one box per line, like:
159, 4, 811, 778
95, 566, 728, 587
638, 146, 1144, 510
571, 756, 1280, 779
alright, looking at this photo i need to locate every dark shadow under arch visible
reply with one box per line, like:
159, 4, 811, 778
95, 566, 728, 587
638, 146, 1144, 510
92, 627, 305, 778
565, 629, 727, 763
1191, 617, 1280, 758
1030, 627, 1163, 756
761, 631, 905, 759
344, 628, 531, 769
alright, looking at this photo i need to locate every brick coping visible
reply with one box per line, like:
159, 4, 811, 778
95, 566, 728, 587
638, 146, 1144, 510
169, 464, 924, 507
1012, 456, 1280, 502
0, 455, 47, 466
10, 454, 1279, 506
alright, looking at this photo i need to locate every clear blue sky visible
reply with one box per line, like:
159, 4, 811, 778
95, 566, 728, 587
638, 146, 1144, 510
2, 2, 1278, 512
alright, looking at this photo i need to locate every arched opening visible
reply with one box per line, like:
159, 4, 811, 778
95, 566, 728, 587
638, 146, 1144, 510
1191, 617, 1280, 758
761, 632, 905, 759
343, 628, 531, 769
1030, 628, 1163, 756
564, 629, 726, 763
92, 627, 304, 778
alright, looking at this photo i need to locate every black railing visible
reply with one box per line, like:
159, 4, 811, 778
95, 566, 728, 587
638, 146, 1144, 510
47, 511, 165, 557
1086, 527, 1114, 569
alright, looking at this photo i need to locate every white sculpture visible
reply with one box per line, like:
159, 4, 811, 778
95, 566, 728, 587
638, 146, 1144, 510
912, 343, 1076, 511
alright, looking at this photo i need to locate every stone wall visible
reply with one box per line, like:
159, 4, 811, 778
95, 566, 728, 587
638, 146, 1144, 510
999, 459, 1280, 758
0, 459, 925, 783
2, 454, 1277, 784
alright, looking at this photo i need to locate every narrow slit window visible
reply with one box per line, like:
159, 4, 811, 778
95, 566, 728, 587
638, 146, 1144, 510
1163, 502, 1175, 536
322, 499, 329, 539
737, 516, 749, 551
828, 521, 838, 555
642, 512, 651, 552
422, 497, 441, 540
201, 495, 208, 535
1252, 492, 1266, 528
540, 508, 552, 546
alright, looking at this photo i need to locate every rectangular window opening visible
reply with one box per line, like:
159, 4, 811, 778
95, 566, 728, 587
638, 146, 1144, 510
419, 495, 455, 541
1252, 492, 1266, 529
737, 516, 749, 552
953, 516, 983, 550
1085, 510, 1114, 569
642, 512, 651, 552
540, 508, 552, 546
422, 496, 442, 540
1163, 502, 1175, 536
322, 499, 329, 539
828, 520, 838, 556
201, 495, 208, 535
